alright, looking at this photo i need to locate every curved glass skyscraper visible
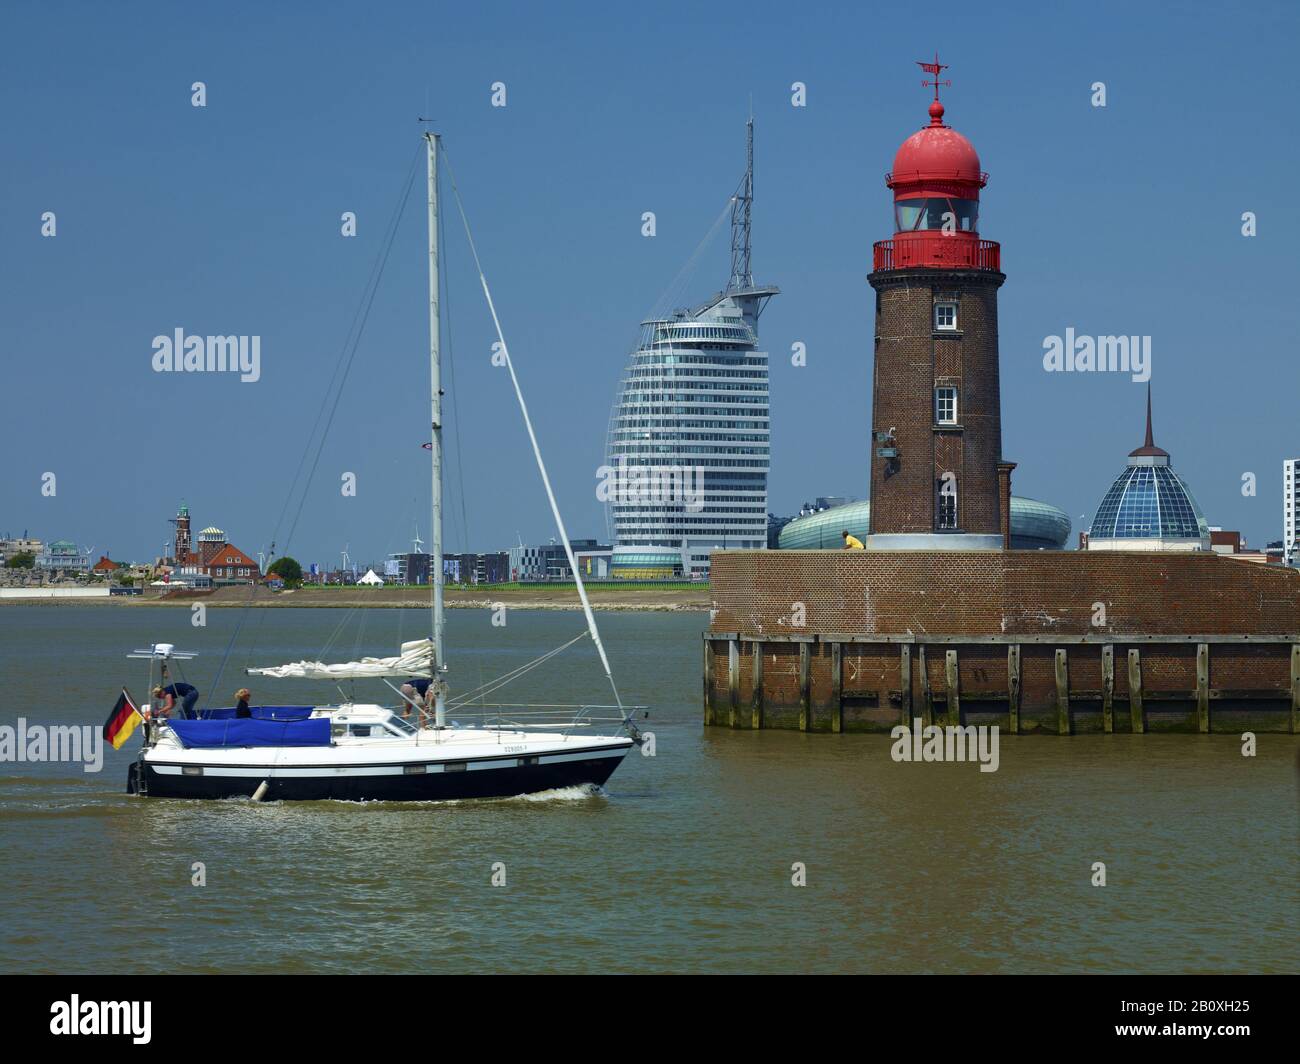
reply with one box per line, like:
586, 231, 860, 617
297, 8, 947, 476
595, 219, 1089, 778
607, 119, 778, 578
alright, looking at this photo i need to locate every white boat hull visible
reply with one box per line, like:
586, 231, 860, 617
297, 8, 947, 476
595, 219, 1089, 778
130, 726, 634, 802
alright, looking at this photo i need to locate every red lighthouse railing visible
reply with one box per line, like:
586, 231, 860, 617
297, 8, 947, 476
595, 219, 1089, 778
873, 232, 1000, 272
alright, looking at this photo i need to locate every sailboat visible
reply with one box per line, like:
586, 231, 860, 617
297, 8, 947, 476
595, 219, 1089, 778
125, 132, 640, 802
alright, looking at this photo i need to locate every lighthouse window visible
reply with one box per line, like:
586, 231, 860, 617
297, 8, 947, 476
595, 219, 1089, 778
896, 197, 979, 233
937, 480, 959, 529
935, 386, 958, 424
934, 303, 958, 330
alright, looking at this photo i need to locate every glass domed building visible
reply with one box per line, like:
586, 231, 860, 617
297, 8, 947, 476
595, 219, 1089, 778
1086, 389, 1210, 552
778, 495, 1070, 550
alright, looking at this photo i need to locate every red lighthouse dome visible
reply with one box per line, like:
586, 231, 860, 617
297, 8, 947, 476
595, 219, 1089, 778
888, 100, 986, 196
872, 56, 1000, 273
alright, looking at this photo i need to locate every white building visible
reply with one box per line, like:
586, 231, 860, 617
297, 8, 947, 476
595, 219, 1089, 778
36, 539, 91, 573
606, 119, 778, 579
1285, 458, 1299, 564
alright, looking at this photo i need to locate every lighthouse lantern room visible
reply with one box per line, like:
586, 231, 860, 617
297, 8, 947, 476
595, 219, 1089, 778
874, 54, 1000, 272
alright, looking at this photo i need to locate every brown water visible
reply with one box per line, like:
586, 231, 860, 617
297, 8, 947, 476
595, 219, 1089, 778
0, 606, 1295, 973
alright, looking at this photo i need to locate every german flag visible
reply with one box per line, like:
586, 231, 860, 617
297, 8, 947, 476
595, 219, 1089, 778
103, 688, 143, 750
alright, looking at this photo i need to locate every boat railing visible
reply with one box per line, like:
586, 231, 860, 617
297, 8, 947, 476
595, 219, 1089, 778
423, 701, 643, 738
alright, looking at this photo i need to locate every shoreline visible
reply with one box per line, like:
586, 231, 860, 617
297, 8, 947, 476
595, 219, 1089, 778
0, 585, 713, 612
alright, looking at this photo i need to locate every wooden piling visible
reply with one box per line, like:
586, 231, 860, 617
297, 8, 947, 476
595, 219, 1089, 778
945, 649, 960, 727
727, 639, 740, 729
830, 642, 843, 734
1128, 648, 1144, 734
1196, 643, 1210, 734
918, 645, 932, 728
704, 632, 1297, 735
1291, 644, 1300, 735
1007, 644, 1021, 734
703, 639, 714, 726
1101, 644, 1114, 734
798, 641, 811, 732
1055, 648, 1070, 735
900, 644, 913, 726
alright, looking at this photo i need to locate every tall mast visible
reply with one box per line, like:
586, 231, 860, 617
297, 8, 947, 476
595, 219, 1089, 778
728, 113, 754, 292
425, 131, 446, 727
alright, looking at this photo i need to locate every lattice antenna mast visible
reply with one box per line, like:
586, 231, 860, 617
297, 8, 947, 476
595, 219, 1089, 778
727, 112, 754, 292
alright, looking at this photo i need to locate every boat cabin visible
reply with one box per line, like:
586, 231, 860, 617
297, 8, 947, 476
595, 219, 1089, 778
154, 704, 421, 750
319, 705, 419, 741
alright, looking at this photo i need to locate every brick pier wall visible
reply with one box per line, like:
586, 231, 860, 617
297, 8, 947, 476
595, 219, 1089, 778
704, 551, 1300, 734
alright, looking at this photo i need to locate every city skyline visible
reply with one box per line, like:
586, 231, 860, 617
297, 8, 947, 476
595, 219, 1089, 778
4, 1, 1299, 565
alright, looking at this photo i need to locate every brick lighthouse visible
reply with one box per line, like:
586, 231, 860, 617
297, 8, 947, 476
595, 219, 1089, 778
703, 57, 1300, 736
866, 56, 1011, 549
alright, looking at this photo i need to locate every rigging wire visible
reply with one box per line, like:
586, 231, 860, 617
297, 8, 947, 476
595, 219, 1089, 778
242, 142, 425, 674
209, 143, 424, 701
439, 141, 632, 733
276, 149, 423, 585
447, 630, 589, 707
646, 194, 735, 322
204, 138, 640, 739
436, 164, 487, 710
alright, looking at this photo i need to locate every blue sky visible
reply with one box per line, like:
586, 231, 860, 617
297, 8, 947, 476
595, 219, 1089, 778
3, 0, 1298, 568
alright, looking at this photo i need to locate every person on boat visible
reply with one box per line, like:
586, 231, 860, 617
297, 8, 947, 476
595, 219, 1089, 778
157, 668, 200, 718
150, 687, 171, 718
399, 677, 434, 724
234, 688, 252, 718
842, 530, 865, 550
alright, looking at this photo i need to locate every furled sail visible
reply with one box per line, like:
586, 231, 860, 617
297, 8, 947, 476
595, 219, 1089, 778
246, 638, 433, 680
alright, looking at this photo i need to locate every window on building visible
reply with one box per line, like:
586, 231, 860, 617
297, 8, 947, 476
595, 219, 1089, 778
935, 302, 958, 330
937, 478, 958, 529
896, 198, 979, 233
935, 386, 958, 425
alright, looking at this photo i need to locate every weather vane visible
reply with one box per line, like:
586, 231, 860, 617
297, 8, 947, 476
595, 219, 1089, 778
917, 52, 950, 102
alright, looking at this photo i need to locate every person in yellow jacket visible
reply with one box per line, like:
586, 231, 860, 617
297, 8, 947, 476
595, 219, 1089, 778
841, 530, 865, 550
